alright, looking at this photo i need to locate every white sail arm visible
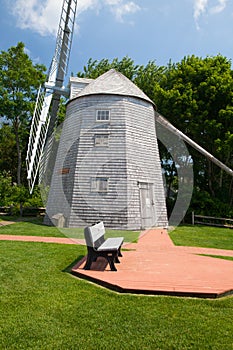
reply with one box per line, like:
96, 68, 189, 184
26, 0, 78, 193
156, 112, 233, 177
27, 89, 52, 179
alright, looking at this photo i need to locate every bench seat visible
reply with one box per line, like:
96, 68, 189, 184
97, 237, 124, 252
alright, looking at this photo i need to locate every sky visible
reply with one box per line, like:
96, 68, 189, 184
1, 0, 233, 82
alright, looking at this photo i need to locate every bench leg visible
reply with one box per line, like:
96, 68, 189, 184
115, 255, 120, 263
118, 247, 123, 257
84, 248, 96, 270
107, 252, 118, 271
84, 255, 92, 270
108, 258, 117, 271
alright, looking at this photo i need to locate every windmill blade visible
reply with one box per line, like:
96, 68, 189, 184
26, 0, 77, 194
38, 91, 62, 187
26, 86, 52, 193
156, 112, 233, 177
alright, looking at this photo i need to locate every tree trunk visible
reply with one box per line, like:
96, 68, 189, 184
219, 169, 223, 188
14, 118, 22, 186
229, 177, 233, 206
14, 117, 23, 217
207, 159, 215, 197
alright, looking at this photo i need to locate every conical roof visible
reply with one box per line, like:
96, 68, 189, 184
75, 69, 154, 105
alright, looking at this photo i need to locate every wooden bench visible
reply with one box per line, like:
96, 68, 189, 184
84, 221, 124, 271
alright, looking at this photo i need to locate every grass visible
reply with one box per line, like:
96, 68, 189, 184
0, 216, 140, 243
0, 217, 64, 237
0, 240, 233, 350
169, 225, 233, 250
200, 254, 233, 262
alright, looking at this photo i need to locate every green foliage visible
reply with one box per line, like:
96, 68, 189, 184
154, 55, 233, 207
76, 56, 165, 99
0, 124, 16, 177
189, 189, 233, 218
77, 56, 139, 79
0, 172, 43, 213
0, 171, 15, 206
0, 42, 46, 120
0, 42, 46, 185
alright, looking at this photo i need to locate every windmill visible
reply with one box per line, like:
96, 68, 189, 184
26, 0, 77, 193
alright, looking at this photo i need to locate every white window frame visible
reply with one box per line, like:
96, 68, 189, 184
94, 134, 109, 147
96, 110, 110, 121
91, 177, 108, 193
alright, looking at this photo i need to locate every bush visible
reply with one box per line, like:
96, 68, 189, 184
0, 172, 14, 206
0, 172, 43, 214
188, 189, 233, 218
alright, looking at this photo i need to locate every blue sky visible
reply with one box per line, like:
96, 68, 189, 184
1, 0, 233, 81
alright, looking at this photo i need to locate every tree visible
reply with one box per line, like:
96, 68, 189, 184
77, 56, 138, 80
153, 55, 233, 209
0, 124, 16, 177
0, 42, 46, 185
76, 56, 165, 94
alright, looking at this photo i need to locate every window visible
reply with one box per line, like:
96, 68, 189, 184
94, 134, 109, 147
91, 177, 108, 193
96, 110, 110, 121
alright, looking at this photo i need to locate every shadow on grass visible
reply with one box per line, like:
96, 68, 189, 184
63, 255, 85, 273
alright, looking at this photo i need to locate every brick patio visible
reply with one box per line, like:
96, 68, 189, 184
71, 228, 233, 298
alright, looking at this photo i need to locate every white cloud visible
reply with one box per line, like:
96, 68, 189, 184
9, 0, 62, 36
77, 0, 99, 14
110, 1, 141, 22
193, 0, 228, 29
7, 0, 140, 37
210, 0, 227, 14
193, 0, 208, 29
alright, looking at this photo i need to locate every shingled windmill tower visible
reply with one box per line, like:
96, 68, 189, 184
44, 69, 168, 229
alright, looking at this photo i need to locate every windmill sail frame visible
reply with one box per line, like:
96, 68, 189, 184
156, 112, 233, 177
26, 0, 77, 194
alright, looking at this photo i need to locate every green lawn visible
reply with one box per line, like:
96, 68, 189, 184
169, 225, 233, 250
1, 217, 233, 250
0, 240, 233, 350
0, 217, 64, 237
0, 216, 139, 243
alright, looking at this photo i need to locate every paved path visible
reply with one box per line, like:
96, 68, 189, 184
0, 221, 16, 226
72, 228, 233, 298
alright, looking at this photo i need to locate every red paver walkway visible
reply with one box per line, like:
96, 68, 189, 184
1, 226, 233, 298
71, 228, 233, 298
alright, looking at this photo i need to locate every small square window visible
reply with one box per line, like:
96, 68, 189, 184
91, 177, 108, 193
94, 134, 109, 147
96, 110, 110, 121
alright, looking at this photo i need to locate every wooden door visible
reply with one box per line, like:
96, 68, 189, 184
139, 182, 156, 229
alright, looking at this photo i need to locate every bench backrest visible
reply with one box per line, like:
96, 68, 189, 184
84, 221, 105, 248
